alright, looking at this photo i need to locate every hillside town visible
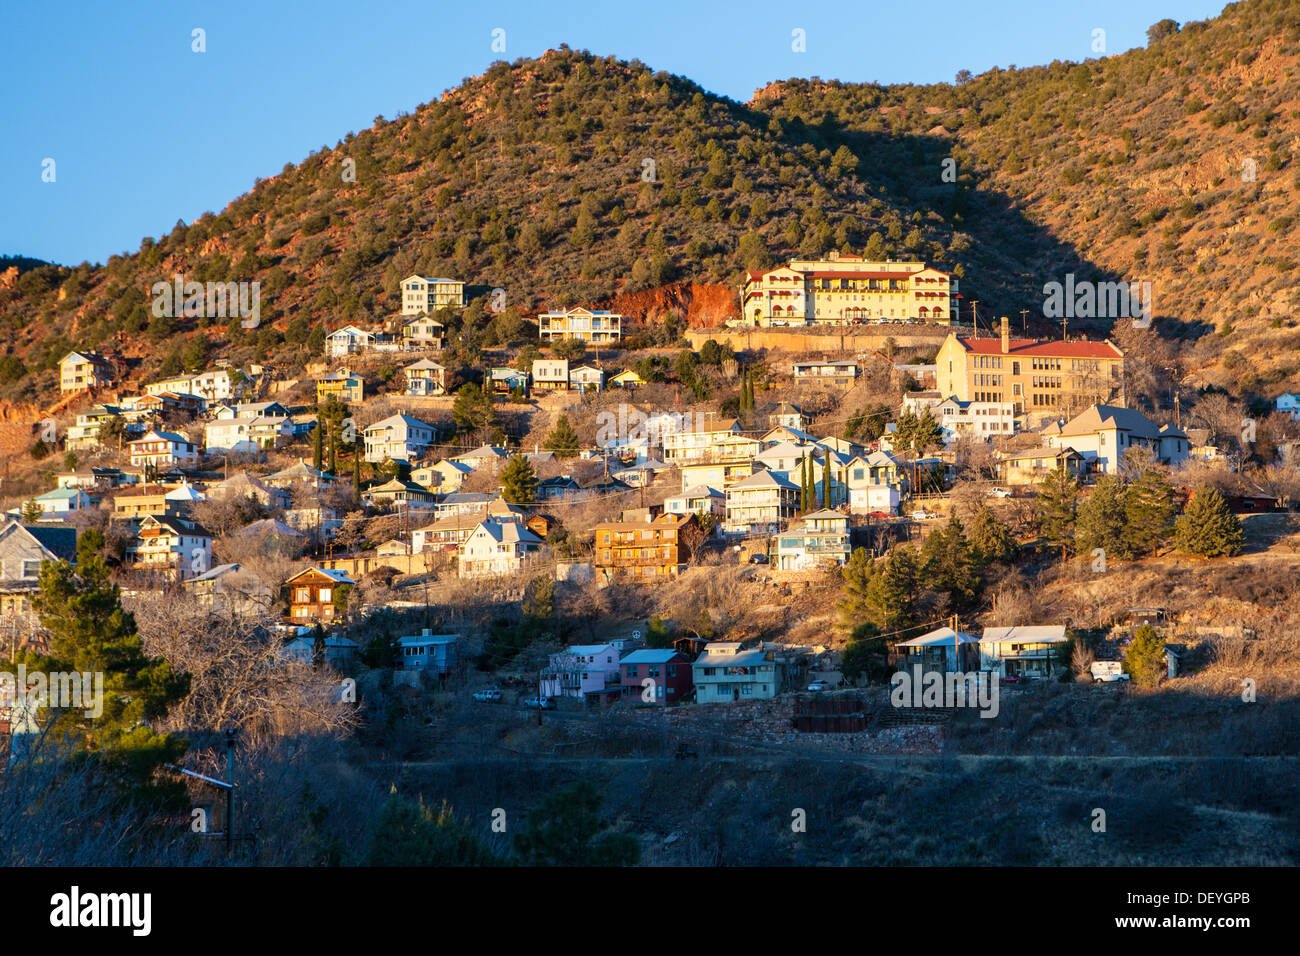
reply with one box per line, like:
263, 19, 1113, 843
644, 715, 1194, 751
4, 254, 1286, 729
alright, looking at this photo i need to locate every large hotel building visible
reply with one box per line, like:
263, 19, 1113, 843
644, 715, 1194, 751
741, 253, 958, 326
935, 317, 1125, 421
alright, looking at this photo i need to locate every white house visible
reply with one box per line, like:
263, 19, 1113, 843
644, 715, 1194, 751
569, 365, 605, 392
663, 484, 725, 520
204, 415, 293, 454
403, 359, 446, 396
540, 643, 621, 699
532, 358, 569, 391
724, 470, 800, 535
145, 369, 237, 402
128, 429, 199, 469
124, 516, 213, 581
1276, 394, 1300, 420
24, 487, 95, 516
363, 413, 437, 464
325, 325, 375, 359
1045, 404, 1188, 475
776, 510, 851, 571
978, 625, 1069, 679
458, 521, 546, 578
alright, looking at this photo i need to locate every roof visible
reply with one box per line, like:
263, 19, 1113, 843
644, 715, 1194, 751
565, 644, 617, 656
728, 470, 799, 491
800, 509, 847, 521
4, 522, 76, 561
404, 358, 445, 371
188, 563, 240, 583
979, 625, 1069, 644
455, 444, 509, 461
694, 647, 771, 667
465, 521, 543, 545
958, 336, 1123, 359
895, 626, 978, 648
1058, 404, 1186, 441
620, 649, 680, 664
266, 460, 334, 481
366, 413, 434, 432
288, 567, 355, 585
677, 484, 723, 498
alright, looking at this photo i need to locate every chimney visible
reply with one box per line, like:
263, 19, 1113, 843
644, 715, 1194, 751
1000, 315, 1010, 354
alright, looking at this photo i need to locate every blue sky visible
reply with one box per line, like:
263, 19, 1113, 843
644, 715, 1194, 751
1, 0, 1228, 266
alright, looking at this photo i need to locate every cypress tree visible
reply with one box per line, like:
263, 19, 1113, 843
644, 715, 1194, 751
313, 424, 324, 471
821, 455, 831, 508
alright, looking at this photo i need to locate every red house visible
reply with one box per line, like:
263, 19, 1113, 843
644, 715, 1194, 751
620, 649, 693, 705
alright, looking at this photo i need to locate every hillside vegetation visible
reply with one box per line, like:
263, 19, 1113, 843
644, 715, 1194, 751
2, 0, 1298, 410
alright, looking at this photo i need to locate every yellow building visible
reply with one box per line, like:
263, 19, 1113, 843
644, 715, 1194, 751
935, 318, 1125, 420
741, 253, 958, 327
537, 307, 621, 344
59, 351, 116, 393
316, 368, 363, 404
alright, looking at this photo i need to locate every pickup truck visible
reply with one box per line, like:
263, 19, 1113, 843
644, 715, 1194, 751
1090, 661, 1130, 683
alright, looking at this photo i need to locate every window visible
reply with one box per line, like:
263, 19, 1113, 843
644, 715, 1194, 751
23, 559, 43, 579
319, 588, 332, 603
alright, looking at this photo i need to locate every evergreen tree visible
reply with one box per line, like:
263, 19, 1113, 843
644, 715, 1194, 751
312, 423, 324, 471
1124, 624, 1166, 687
1123, 469, 1176, 557
500, 453, 538, 506
20, 499, 41, 523
24, 549, 190, 803
1074, 474, 1127, 558
919, 516, 979, 609
368, 792, 503, 866
452, 382, 499, 435
1174, 485, 1244, 557
544, 415, 580, 459
352, 444, 362, 506
513, 780, 640, 866
1036, 465, 1080, 559
968, 504, 1017, 566
911, 408, 943, 452
821, 456, 831, 509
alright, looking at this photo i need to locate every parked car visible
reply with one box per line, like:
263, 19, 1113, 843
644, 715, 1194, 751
868, 510, 894, 520
473, 689, 502, 702
910, 509, 938, 520
807, 680, 829, 692
1000, 673, 1024, 685
748, 553, 769, 564
521, 696, 555, 709
987, 487, 1012, 498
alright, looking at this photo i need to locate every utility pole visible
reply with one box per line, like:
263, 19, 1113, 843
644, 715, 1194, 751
1019, 309, 1029, 335
224, 728, 237, 855
971, 301, 979, 336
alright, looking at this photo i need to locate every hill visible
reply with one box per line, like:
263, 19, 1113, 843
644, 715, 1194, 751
1, 0, 1298, 416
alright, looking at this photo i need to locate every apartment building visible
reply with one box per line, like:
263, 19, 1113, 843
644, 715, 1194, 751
65, 405, 126, 452
724, 470, 800, 535
935, 317, 1125, 420
592, 512, 702, 584
537, 307, 621, 344
204, 415, 293, 454
59, 351, 116, 393
741, 253, 958, 327
792, 360, 859, 387
400, 275, 464, 315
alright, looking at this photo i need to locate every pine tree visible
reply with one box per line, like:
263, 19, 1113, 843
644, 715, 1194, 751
1037, 465, 1080, 559
1123, 469, 1176, 557
544, 415, 580, 459
1175, 485, 1244, 557
911, 408, 943, 451
919, 516, 979, 609
352, 444, 362, 506
968, 504, 1016, 566
25, 548, 190, 803
513, 781, 640, 866
1074, 474, 1127, 558
500, 453, 538, 506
